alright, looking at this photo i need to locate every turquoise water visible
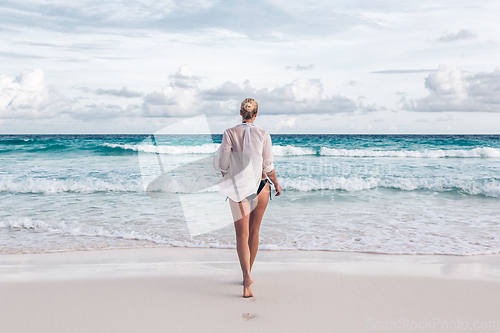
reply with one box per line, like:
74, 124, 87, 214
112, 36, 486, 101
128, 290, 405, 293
1, 134, 500, 255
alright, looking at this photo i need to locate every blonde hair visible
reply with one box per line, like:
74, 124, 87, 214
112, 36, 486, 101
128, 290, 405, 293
240, 98, 258, 119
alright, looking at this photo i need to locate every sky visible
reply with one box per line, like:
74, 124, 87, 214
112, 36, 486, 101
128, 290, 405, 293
1, 0, 500, 134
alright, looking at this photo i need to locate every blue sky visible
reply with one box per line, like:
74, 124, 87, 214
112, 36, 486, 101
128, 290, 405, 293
1, 0, 500, 134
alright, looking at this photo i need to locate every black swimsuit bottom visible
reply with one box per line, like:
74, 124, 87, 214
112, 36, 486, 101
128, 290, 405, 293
245, 179, 272, 201
226, 179, 272, 202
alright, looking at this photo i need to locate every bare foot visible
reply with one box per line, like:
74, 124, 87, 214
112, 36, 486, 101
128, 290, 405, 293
242, 277, 254, 286
243, 276, 254, 298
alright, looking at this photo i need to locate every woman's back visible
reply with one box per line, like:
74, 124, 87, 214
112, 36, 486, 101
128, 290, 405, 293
222, 123, 273, 168
214, 122, 274, 202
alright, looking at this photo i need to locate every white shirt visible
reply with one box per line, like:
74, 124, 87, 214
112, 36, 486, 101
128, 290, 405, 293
213, 123, 274, 202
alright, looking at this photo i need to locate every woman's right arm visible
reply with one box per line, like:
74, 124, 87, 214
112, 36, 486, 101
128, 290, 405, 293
265, 169, 282, 196
214, 130, 232, 174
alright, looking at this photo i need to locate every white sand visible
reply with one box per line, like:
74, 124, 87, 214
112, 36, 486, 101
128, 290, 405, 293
1, 248, 500, 333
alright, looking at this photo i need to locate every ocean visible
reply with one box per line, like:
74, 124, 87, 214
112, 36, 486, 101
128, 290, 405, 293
1, 133, 500, 255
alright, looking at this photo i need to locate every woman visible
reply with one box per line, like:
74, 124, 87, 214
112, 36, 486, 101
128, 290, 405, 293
214, 98, 282, 298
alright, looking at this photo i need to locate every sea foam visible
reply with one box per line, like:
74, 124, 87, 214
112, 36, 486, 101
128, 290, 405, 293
280, 176, 500, 197
103, 143, 219, 154
319, 147, 500, 158
103, 143, 500, 158
1, 175, 499, 197
0, 176, 143, 193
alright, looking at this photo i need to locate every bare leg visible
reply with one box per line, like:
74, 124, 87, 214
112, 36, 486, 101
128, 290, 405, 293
248, 182, 270, 272
230, 199, 253, 297
229, 182, 271, 297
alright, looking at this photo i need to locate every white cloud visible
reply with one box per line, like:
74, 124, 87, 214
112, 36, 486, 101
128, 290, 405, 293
142, 65, 204, 117
436, 29, 477, 43
0, 69, 145, 120
0, 69, 72, 119
274, 117, 296, 130
202, 77, 383, 115
401, 65, 500, 112
285, 64, 315, 71
350, 121, 372, 131
68, 103, 142, 120
3, 67, 381, 120
88, 86, 143, 98
143, 66, 383, 117
0, 0, 373, 40
415, 118, 429, 123
372, 69, 435, 74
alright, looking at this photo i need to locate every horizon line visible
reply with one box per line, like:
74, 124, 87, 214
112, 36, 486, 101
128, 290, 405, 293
2, 133, 500, 136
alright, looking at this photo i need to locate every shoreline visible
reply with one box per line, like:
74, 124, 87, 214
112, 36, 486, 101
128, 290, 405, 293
1, 247, 500, 332
2, 246, 500, 281
3, 242, 500, 257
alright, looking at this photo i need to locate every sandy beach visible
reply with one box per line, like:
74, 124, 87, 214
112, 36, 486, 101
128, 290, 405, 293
1, 248, 500, 333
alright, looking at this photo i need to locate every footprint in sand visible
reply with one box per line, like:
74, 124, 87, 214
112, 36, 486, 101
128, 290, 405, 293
241, 313, 255, 320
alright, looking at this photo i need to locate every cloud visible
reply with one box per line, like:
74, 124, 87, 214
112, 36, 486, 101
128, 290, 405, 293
0, 69, 72, 119
436, 29, 477, 43
0, 0, 378, 40
201, 77, 384, 115
2, 67, 384, 120
286, 64, 315, 71
143, 66, 384, 117
0, 69, 146, 120
435, 113, 460, 122
274, 117, 296, 130
14, 40, 117, 51
68, 103, 142, 120
401, 64, 500, 112
0, 0, 288, 37
0, 51, 46, 59
371, 69, 436, 74
142, 65, 204, 117
81, 86, 144, 98
414, 118, 429, 122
